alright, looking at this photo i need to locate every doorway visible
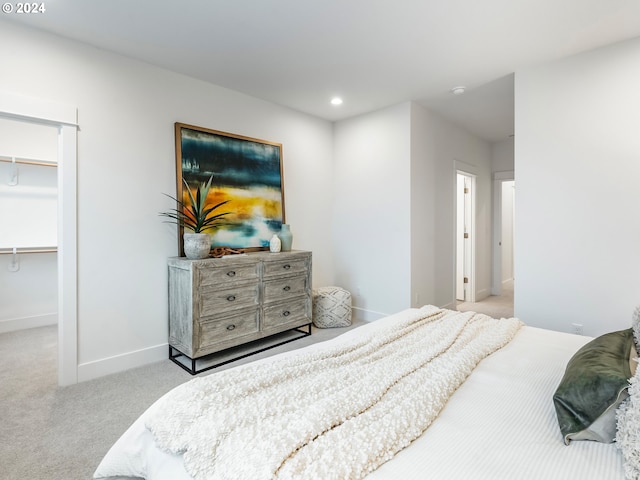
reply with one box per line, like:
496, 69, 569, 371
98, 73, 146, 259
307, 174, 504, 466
0, 118, 59, 386
0, 91, 78, 386
456, 171, 475, 303
458, 172, 515, 318
501, 180, 515, 288
491, 171, 515, 297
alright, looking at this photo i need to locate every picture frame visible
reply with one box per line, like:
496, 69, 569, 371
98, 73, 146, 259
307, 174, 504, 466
174, 122, 285, 254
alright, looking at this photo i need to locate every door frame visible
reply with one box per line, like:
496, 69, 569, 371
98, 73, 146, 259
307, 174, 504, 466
454, 164, 477, 306
0, 91, 78, 386
492, 170, 514, 296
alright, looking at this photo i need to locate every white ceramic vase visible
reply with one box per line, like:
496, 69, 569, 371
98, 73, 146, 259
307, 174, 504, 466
269, 234, 281, 253
183, 233, 211, 259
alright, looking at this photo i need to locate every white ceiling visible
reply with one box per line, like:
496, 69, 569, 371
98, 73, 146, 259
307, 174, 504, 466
6, 0, 640, 142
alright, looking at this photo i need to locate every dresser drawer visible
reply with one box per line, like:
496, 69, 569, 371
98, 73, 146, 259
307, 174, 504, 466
168, 251, 312, 369
263, 297, 311, 329
263, 257, 309, 278
200, 283, 260, 317
199, 309, 260, 349
263, 274, 309, 304
198, 262, 259, 287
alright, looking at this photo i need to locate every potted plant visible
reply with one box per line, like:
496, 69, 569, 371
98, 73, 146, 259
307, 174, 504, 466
160, 175, 231, 259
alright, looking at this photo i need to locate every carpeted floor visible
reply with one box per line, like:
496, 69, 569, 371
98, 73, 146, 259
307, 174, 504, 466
0, 320, 366, 480
1, 289, 515, 480
456, 280, 515, 319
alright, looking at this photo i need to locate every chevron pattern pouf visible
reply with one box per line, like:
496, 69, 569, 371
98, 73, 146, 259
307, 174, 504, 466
312, 286, 352, 328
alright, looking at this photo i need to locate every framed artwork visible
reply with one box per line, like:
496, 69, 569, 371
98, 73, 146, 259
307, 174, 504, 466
174, 122, 285, 253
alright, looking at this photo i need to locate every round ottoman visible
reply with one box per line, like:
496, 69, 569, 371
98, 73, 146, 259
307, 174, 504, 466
312, 286, 352, 328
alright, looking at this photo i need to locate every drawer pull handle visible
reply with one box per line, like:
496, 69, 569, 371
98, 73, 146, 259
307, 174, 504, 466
282, 310, 290, 317
283, 264, 291, 270
227, 295, 236, 302
227, 324, 236, 331
227, 271, 236, 277
283, 286, 291, 292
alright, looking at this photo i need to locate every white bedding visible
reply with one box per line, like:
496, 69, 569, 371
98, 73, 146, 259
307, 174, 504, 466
95, 308, 625, 480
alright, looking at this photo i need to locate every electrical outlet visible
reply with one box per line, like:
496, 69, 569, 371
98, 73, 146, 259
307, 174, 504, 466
571, 323, 583, 335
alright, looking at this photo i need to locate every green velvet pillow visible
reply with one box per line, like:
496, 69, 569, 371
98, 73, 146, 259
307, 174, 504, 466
553, 328, 636, 445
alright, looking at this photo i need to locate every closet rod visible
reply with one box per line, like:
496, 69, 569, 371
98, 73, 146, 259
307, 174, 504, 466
0, 155, 57, 168
0, 247, 57, 255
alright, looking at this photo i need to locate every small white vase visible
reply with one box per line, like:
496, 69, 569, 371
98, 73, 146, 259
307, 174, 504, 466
183, 233, 211, 259
269, 234, 281, 253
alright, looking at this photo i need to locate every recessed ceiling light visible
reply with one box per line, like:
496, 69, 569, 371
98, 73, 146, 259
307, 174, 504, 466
330, 97, 343, 105
450, 86, 466, 95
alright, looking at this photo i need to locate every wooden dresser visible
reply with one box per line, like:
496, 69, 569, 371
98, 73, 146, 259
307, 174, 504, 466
167, 250, 312, 373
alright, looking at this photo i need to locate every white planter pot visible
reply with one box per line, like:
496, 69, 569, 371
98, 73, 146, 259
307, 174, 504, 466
183, 233, 211, 259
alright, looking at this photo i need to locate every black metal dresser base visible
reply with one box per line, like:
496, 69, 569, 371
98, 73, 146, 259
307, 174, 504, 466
169, 323, 312, 375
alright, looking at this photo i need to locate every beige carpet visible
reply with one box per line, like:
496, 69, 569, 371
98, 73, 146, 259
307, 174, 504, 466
457, 280, 515, 319
1, 295, 516, 480
0, 320, 366, 480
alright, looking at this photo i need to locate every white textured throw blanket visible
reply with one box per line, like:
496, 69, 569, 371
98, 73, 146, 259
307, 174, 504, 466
146, 306, 522, 480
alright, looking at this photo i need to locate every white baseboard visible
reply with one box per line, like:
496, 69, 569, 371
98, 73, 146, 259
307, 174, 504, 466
354, 304, 462, 322
0, 313, 57, 334
475, 289, 490, 302
352, 306, 388, 323
77, 343, 168, 382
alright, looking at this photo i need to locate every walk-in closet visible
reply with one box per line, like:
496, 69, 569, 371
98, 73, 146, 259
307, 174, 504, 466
0, 117, 59, 380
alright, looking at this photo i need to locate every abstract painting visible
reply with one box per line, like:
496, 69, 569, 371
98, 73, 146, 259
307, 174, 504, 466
174, 123, 285, 251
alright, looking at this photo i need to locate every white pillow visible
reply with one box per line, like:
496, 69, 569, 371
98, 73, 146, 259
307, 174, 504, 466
616, 360, 640, 479
616, 306, 640, 479
632, 305, 640, 348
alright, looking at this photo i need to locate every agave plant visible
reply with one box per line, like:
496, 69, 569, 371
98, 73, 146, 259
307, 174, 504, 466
160, 175, 231, 233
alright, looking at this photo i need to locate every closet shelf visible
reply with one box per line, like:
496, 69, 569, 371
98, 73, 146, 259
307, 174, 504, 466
0, 155, 57, 168
0, 246, 57, 255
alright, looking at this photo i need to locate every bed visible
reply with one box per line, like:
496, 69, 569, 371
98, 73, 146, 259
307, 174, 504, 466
94, 305, 638, 480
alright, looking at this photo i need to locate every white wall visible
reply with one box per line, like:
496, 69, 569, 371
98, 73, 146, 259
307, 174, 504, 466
411, 104, 493, 308
410, 103, 436, 308
515, 37, 640, 337
0, 118, 58, 248
429, 110, 492, 307
333, 102, 491, 318
0, 251, 57, 332
0, 19, 496, 380
491, 137, 515, 173
333, 103, 412, 319
0, 21, 334, 380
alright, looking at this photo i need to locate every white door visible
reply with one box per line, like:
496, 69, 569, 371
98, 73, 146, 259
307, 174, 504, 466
456, 172, 474, 302
456, 174, 465, 301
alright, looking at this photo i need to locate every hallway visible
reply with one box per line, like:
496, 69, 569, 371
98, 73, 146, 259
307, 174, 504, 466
457, 281, 514, 319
